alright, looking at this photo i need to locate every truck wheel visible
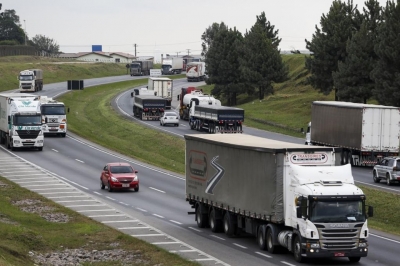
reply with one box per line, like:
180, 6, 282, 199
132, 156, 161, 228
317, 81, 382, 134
293, 236, 304, 263
348, 257, 361, 263
266, 228, 278, 254
373, 171, 380, 183
223, 212, 237, 237
196, 204, 208, 228
209, 209, 222, 233
386, 174, 392, 186
257, 226, 267, 250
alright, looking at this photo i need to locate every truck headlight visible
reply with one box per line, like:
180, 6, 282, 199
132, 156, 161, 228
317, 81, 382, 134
358, 242, 368, 247
310, 243, 320, 248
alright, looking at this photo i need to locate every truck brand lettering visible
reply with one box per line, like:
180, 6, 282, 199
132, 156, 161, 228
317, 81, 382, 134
205, 156, 225, 195
330, 224, 349, 228
290, 153, 328, 164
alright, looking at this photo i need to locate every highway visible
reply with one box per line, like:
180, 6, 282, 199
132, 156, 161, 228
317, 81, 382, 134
1, 75, 399, 266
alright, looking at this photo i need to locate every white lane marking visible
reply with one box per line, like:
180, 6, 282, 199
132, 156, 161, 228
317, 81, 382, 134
281, 262, 296, 266
88, 214, 126, 218
106, 196, 116, 201
23, 184, 65, 187
102, 220, 138, 223
75, 159, 84, 163
94, 191, 102, 195
131, 234, 164, 237
40, 192, 81, 195
255, 251, 272, 258
233, 243, 247, 249
10, 177, 54, 181
149, 187, 166, 193
118, 227, 149, 230
56, 200, 97, 203
194, 258, 214, 261
211, 235, 225, 241
370, 233, 400, 244
48, 196, 90, 199
65, 204, 107, 207
119, 202, 129, 206
188, 227, 202, 232
170, 250, 196, 253
136, 207, 147, 212
152, 242, 180, 245
169, 220, 182, 225
153, 214, 164, 219
52, 149, 59, 152
77, 209, 114, 213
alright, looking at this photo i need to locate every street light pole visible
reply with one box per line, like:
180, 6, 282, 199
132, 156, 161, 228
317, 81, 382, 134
24, 20, 26, 45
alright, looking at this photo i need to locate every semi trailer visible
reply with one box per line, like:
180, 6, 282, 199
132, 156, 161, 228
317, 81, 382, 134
305, 101, 400, 166
133, 95, 167, 120
130, 60, 154, 76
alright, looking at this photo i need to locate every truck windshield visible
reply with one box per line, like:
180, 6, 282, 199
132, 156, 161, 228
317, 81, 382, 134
14, 115, 42, 126
162, 65, 172, 70
19, 75, 33, 81
309, 200, 366, 223
41, 106, 65, 115
130, 64, 140, 69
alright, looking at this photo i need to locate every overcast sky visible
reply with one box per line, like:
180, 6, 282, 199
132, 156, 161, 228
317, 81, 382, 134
2, 0, 389, 56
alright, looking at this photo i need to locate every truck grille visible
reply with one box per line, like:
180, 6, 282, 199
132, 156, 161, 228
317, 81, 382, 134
16, 130, 40, 139
22, 141, 36, 147
317, 226, 361, 250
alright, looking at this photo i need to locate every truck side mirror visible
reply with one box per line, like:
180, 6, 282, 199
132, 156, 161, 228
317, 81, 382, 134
45, 117, 48, 123
296, 207, 302, 218
367, 206, 373, 217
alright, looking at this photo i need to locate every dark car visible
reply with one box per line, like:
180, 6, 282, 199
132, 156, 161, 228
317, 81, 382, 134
373, 157, 400, 186
100, 162, 139, 192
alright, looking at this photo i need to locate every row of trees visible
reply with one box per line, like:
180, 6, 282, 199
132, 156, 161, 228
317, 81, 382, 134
0, 7, 60, 55
306, 0, 400, 106
201, 12, 288, 105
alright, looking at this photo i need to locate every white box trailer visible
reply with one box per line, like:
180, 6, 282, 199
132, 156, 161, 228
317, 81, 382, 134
147, 77, 173, 109
185, 134, 373, 263
305, 101, 400, 166
0, 93, 44, 150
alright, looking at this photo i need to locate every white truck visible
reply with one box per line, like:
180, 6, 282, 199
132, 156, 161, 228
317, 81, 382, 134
0, 93, 44, 150
305, 101, 400, 166
161, 58, 184, 75
39, 96, 68, 137
186, 134, 373, 263
18, 69, 43, 92
147, 77, 173, 109
130, 87, 155, 98
186, 62, 206, 82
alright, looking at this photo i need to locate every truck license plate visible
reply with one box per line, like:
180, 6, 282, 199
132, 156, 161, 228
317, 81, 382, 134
334, 252, 345, 257
122, 184, 129, 188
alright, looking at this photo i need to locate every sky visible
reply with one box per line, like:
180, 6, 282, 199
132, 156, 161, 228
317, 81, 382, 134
2, 0, 389, 58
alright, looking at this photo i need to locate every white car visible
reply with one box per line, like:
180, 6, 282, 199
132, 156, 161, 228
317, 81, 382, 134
160, 112, 179, 127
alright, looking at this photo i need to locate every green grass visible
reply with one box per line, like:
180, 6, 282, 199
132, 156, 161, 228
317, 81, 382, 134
0, 177, 200, 266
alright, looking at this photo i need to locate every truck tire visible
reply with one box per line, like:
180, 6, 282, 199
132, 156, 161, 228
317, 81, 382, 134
196, 204, 208, 228
373, 171, 380, 183
293, 236, 305, 263
266, 228, 279, 254
257, 226, 267, 250
209, 209, 223, 233
223, 212, 237, 237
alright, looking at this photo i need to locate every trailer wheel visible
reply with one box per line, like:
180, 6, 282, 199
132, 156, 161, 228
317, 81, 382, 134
257, 226, 267, 250
209, 209, 223, 233
196, 204, 208, 228
293, 236, 305, 263
223, 212, 237, 237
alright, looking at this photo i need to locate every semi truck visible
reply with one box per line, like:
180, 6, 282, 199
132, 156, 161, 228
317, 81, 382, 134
186, 62, 206, 82
18, 69, 43, 92
189, 101, 244, 134
130, 60, 154, 76
39, 96, 68, 137
305, 101, 400, 166
161, 58, 184, 75
133, 95, 167, 120
147, 77, 173, 109
185, 134, 373, 263
0, 93, 44, 151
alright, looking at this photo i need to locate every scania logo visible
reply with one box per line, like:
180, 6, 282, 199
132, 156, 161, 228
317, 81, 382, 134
330, 224, 349, 228
26, 130, 30, 134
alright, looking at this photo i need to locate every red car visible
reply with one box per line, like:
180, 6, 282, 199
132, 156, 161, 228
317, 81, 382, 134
100, 162, 139, 192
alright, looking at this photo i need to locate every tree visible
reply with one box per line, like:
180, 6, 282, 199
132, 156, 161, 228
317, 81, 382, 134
333, 0, 382, 103
201, 22, 228, 57
305, 0, 362, 100
255, 12, 281, 49
241, 23, 288, 100
371, 1, 400, 106
205, 26, 245, 106
32, 34, 60, 56
0, 9, 24, 44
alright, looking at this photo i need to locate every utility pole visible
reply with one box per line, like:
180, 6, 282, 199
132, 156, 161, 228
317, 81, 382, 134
176, 51, 181, 57
186, 49, 190, 56
134, 44, 137, 57
24, 20, 27, 45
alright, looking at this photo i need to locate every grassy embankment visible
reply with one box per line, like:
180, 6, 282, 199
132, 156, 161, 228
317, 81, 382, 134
0, 55, 399, 265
